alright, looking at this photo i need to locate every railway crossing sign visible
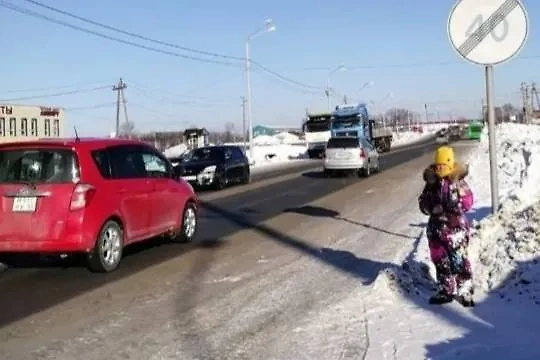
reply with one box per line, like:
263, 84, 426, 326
447, 0, 529, 66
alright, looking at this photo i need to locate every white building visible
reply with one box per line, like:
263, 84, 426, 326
0, 104, 65, 143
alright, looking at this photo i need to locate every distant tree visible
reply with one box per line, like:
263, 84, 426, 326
118, 120, 135, 138
224, 122, 235, 143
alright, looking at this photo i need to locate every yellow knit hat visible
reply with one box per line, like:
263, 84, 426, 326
434, 146, 455, 178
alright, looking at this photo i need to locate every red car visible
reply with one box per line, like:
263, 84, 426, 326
0, 137, 199, 273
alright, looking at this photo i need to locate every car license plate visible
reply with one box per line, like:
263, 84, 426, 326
182, 175, 197, 181
12, 197, 37, 212
336, 152, 348, 159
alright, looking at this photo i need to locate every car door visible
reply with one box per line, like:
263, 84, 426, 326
223, 148, 236, 180
140, 146, 178, 234
232, 146, 249, 179
228, 146, 245, 180
108, 145, 153, 242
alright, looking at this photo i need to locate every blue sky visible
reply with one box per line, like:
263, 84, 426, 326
1, 0, 539, 136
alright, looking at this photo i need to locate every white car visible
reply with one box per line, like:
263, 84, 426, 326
323, 136, 380, 177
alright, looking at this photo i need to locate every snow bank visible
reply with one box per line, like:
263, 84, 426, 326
392, 131, 432, 146
248, 144, 307, 168
163, 143, 188, 158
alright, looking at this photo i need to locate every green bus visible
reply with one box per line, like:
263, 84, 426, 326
466, 120, 483, 140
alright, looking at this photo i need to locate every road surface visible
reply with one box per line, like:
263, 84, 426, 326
0, 139, 473, 360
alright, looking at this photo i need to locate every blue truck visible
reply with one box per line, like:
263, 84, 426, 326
330, 103, 393, 153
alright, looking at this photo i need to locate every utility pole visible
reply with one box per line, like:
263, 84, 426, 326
113, 78, 127, 137
241, 96, 247, 146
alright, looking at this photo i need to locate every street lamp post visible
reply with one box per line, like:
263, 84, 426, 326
245, 19, 275, 162
325, 64, 346, 112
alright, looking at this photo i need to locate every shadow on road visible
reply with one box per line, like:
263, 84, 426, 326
283, 205, 416, 240
0, 237, 224, 328
202, 201, 392, 285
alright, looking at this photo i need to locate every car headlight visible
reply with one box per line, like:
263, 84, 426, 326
201, 165, 216, 174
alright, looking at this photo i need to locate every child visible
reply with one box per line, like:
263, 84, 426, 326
418, 146, 475, 306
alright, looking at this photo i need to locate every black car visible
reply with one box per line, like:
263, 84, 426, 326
173, 145, 250, 190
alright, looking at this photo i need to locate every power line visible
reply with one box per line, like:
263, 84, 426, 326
0, 80, 114, 94
66, 102, 116, 111
251, 62, 321, 91
0, 85, 110, 102
0, 1, 241, 67
4, 1, 321, 92
22, 0, 244, 62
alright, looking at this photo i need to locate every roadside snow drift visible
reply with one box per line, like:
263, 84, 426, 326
366, 123, 540, 359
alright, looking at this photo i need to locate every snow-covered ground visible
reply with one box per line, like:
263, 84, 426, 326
365, 123, 540, 359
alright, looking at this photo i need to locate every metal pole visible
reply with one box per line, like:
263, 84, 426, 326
245, 40, 254, 161
241, 96, 246, 146
485, 65, 499, 213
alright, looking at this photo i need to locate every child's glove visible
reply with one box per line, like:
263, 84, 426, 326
423, 167, 437, 185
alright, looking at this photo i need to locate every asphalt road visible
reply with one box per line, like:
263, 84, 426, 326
0, 137, 456, 360
0, 139, 441, 327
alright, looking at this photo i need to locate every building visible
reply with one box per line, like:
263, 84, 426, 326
183, 128, 209, 149
0, 104, 65, 142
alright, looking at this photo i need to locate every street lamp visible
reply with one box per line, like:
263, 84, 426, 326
245, 19, 276, 162
325, 64, 346, 111
359, 81, 374, 92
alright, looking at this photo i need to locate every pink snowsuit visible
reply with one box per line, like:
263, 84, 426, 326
418, 163, 474, 296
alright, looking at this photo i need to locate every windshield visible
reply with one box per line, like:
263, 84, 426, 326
0, 148, 79, 184
183, 147, 223, 162
304, 115, 331, 133
305, 121, 330, 132
332, 116, 361, 128
326, 137, 359, 149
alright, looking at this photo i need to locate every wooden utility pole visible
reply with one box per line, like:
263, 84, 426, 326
113, 78, 128, 136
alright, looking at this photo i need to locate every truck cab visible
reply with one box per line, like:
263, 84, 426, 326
330, 104, 393, 152
303, 113, 332, 158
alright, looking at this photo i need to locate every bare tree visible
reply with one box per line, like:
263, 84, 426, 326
118, 121, 136, 138
224, 122, 235, 143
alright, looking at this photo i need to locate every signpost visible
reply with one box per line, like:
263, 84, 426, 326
447, 0, 529, 214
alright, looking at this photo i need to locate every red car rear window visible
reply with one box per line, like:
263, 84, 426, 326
0, 148, 80, 184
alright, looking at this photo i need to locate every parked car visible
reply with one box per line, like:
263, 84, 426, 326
323, 136, 380, 177
173, 145, 250, 190
435, 128, 450, 144
0, 138, 199, 273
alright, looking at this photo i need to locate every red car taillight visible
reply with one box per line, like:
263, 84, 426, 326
360, 148, 367, 158
70, 183, 96, 211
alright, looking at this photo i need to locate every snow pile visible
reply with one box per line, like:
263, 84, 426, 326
253, 132, 303, 145
253, 135, 281, 146
163, 143, 188, 158
472, 202, 540, 301
248, 144, 307, 167
273, 131, 301, 144
392, 131, 430, 146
